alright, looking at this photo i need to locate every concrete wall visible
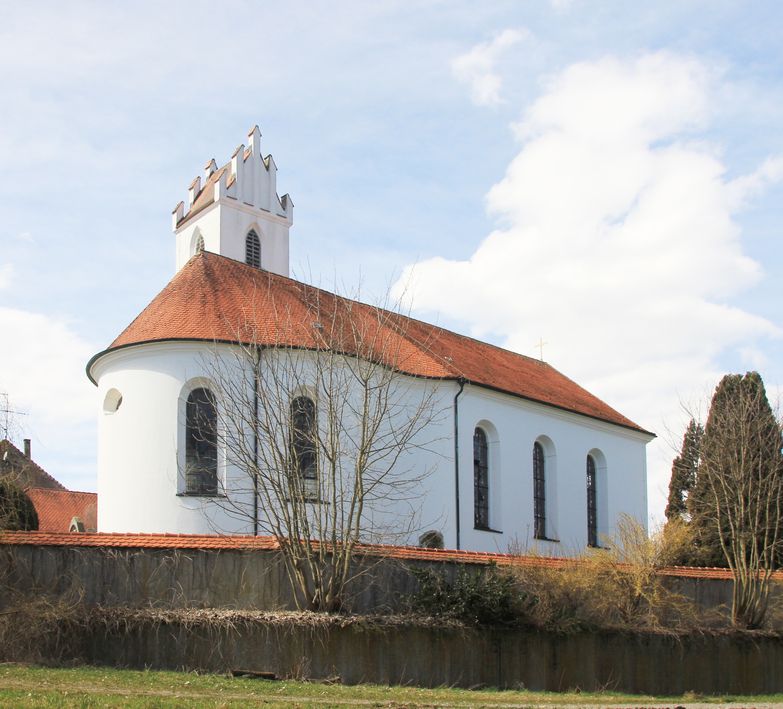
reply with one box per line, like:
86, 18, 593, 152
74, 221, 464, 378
3, 543, 783, 694
48, 613, 783, 694
0, 544, 425, 613
4, 542, 780, 619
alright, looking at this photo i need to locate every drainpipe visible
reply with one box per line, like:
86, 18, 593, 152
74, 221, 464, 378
253, 348, 260, 536
453, 378, 466, 550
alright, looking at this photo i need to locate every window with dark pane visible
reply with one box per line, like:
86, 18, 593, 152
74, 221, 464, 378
245, 230, 261, 268
290, 396, 317, 481
185, 387, 218, 495
586, 454, 598, 547
533, 441, 546, 539
473, 427, 489, 529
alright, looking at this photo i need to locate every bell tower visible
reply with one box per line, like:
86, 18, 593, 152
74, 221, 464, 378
172, 125, 293, 276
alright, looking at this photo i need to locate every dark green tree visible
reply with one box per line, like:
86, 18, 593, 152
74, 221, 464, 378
0, 479, 38, 531
665, 419, 702, 522
688, 372, 783, 628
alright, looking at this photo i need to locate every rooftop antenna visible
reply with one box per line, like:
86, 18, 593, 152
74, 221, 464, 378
0, 392, 27, 441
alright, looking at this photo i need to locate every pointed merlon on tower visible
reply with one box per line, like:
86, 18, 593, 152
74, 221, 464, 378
230, 144, 245, 193
203, 158, 217, 181
213, 165, 228, 201
172, 201, 184, 230
188, 176, 201, 208
248, 125, 262, 157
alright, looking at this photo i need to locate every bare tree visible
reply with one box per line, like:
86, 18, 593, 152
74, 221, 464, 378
194, 280, 447, 611
687, 372, 783, 628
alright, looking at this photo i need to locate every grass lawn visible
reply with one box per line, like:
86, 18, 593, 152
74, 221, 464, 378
0, 664, 781, 708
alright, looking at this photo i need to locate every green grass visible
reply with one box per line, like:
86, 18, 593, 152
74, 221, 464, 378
0, 664, 781, 708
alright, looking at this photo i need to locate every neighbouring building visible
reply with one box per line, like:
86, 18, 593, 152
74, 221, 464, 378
0, 439, 96, 532
87, 127, 654, 552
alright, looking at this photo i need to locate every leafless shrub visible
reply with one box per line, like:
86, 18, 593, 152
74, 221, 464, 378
508, 516, 703, 632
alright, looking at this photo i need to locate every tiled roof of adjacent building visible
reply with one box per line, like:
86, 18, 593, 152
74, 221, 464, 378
0, 440, 66, 491
88, 251, 652, 435
0, 531, 763, 581
25, 488, 97, 533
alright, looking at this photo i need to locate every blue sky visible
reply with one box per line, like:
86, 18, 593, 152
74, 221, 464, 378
1, 0, 782, 527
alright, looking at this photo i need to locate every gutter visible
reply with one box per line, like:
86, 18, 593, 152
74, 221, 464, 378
253, 347, 260, 536
453, 378, 466, 550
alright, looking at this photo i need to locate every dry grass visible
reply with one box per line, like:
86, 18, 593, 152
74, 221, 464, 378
508, 516, 707, 632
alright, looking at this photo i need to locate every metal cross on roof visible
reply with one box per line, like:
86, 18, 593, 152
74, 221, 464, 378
535, 337, 548, 362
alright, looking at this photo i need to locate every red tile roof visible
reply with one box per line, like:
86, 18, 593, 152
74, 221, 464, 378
0, 440, 66, 491
25, 488, 97, 533
0, 531, 765, 581
87, 252, 651, 435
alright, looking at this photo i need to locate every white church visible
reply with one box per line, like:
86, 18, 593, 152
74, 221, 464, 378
87, 127, 654, 553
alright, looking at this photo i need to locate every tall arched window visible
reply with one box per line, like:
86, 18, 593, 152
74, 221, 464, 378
185, 387, 218, 495
533, 441, 546, 539
290, 396, 317, 483
245, 230, 261, 268
194, 234, 205, 254
473, 427, 489, 529
586, 454, 598, 547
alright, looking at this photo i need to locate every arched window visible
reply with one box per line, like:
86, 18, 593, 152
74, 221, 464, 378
195, 234, 205, 254
245, 229, 261, 268
533, 441, 546, 539
290, 396, 317, 483
586, 454, 598, 547
418, 530, 444, 549
185, 388, 218, 495
473, 427, 489, 529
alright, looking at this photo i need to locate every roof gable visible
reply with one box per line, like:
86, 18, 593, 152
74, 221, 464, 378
0, 440, 66, 491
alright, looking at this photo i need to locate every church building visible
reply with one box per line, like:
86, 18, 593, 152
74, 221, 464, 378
87, 127, 654, 553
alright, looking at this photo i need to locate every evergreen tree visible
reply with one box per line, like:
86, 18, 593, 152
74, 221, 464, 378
688, 372, 783, 627
0, 479, 38, 531
665, 419, 702, 522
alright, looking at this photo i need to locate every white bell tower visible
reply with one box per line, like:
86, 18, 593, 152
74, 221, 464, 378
171, 125, 293, 276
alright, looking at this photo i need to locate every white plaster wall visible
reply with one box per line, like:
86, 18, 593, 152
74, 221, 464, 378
94, 343, 253, 534
456, 384, 650, 554
174, 201, 290, 276
92, 342, 649, 550
217, 202, 290, 277
92, 342, 455, 539
174, 204, 221, 271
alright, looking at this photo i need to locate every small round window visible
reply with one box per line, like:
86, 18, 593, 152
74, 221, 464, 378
103, 388, 123, 414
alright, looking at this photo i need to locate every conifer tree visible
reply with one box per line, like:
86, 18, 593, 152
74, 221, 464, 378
0, 479, 38, 531
687, 371, 783, 627
665, 419, 702, 522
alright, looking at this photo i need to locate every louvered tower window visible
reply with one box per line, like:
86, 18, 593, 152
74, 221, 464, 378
473, 427, 489, 529
245, 230, 261, 268
533, 441, 546, 539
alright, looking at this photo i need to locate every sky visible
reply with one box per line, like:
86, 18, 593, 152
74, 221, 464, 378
0, 0, 782, 528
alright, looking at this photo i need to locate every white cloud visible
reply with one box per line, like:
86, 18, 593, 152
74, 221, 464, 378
0, 264, 13, 290
396, 51, 782, 524
0, 307, 95, 424
452, 29, 528, 107
0, 306, 96, 487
